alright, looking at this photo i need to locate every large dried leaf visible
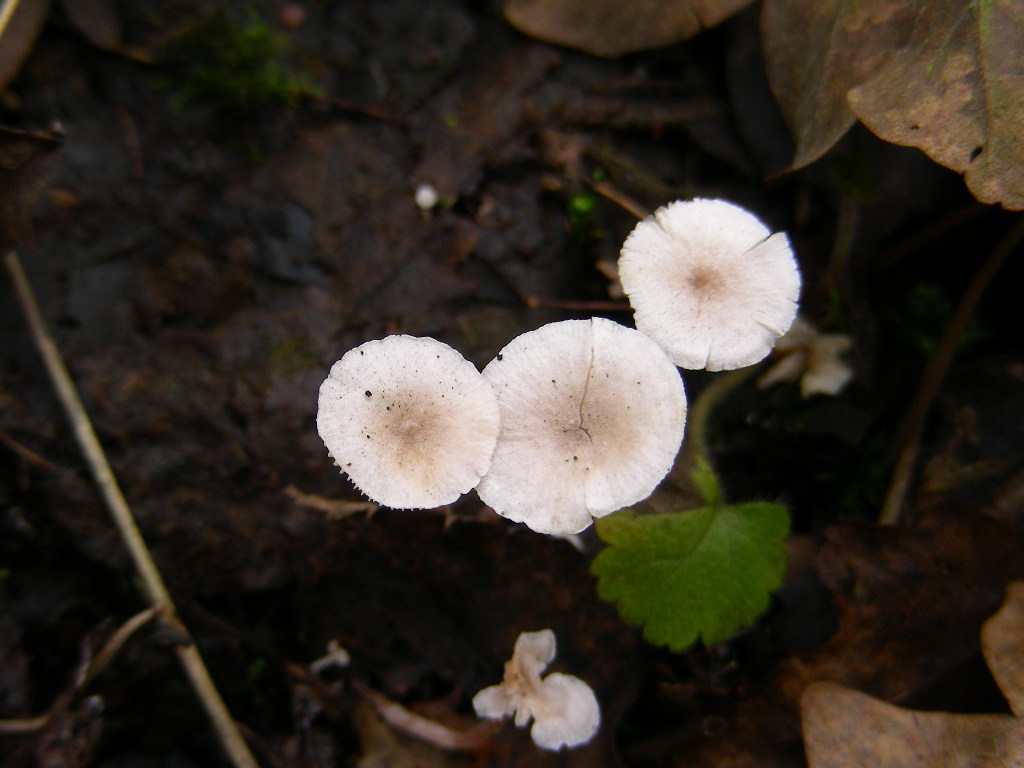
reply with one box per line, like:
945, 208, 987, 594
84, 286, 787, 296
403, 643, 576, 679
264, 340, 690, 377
847, 0, 1024, 209
58, 0, 122, 51
802, 682, 1024, 768
803, 582, 1024, 768
0, 0, 52, 91
981, 581, 1024, 717
760, 0, 918, 170
502, 0, 754, 58
762, 0, 1024, 209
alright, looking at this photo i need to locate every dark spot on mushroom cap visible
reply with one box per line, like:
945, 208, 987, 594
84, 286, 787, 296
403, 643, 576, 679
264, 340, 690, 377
365, 390, 372, 397
497, 354, 503, 361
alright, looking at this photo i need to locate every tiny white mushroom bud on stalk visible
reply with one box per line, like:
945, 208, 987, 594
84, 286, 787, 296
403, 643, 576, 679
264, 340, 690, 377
476, 317, 686, 536
414, 184, 440, 211
473, 629, 600, 750
618, 198, 801, 371
316, 336, 500, 510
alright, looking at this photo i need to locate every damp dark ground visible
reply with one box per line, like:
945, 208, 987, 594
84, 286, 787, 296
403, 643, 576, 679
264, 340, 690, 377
2, 3, 1024, 767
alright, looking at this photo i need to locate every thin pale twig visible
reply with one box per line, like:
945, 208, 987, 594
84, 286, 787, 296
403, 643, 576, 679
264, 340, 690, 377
0, 0, 23, 40
354, 681, 497, 751
587, 179, 650, 220
523, 296, 630, 313
2, 251, 259, 768
0, 427, 57, 471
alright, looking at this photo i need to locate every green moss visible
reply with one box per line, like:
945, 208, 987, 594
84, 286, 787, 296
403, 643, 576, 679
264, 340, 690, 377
161, 9, 320, 118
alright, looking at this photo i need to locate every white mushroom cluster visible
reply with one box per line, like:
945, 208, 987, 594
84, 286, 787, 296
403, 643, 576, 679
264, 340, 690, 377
619, 198, 801, 371
473, 629, 600, 751
315, 197, 802, 533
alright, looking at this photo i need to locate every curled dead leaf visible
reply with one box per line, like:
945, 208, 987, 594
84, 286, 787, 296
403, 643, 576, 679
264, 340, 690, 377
0, 0, 52, 92
803, 582, 1024, 768
762, 0, 1024, 209
981, 581, 1024, 717
847, 1, 1024, 210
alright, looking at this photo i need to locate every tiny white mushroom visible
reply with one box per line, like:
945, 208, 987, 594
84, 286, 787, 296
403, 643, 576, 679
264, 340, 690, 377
476, 318, 686, 535
316, 336, 500, 510
473, 629, 600, 751
618, 198, 801, 371
414, 183, 440, 211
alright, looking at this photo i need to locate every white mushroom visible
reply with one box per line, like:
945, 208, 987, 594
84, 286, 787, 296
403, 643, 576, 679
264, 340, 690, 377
316, 336, 500, 510
618, 198, 801, 371
473, 629, 600, 751
476, 318, 686, 535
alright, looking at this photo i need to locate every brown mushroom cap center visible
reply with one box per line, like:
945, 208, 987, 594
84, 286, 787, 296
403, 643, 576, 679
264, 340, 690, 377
685, 265, 725, 296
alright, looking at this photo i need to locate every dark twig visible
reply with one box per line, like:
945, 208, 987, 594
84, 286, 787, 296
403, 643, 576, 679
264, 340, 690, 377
879, 216, 1024, 525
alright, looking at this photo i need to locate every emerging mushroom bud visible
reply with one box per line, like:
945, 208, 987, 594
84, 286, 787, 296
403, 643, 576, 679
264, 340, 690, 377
473, 629, 600, 751
316, 336, 500, 510
618, 198, 801, 371
476, 318, 686, 535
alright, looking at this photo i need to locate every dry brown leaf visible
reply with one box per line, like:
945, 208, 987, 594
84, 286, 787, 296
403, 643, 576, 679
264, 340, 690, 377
803, 582, 1024, 768
803, 682, 1024, 768
762, 0, 1024, 209
502, 0, 754, 58
981, 581, 1024, 717
0, 0, 52, 91
847, 0, 1024, 209
760, 0, 919, 170
58, 0, 122, 51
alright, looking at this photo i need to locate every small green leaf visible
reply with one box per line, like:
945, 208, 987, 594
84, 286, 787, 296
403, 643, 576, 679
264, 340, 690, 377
592, 503, 789, 651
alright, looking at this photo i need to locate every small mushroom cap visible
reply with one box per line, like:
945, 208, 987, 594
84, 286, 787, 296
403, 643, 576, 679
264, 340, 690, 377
472, 629, 600, 751
618, 198, 801, 371
316, 335, 500, 510
476, 318, 686, 535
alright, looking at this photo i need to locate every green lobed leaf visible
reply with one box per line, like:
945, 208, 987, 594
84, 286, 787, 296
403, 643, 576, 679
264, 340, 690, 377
592, 503, 789, 651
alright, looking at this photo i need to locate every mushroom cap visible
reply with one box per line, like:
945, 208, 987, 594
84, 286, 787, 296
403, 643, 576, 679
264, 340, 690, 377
472, 629, 600, 751
618, 198, 801, 371
316, 335, 500, 510
476, 318, 686, 535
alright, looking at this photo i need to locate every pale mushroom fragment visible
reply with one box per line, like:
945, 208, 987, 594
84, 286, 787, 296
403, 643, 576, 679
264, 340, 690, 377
758, 316, 853, 397
476, 318, 686, 535
473, 629, 600, 751
618, 198, 801, 371
316, 335, 500, 510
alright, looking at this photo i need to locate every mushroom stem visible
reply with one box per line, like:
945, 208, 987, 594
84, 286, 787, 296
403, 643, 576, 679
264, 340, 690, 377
687, 367, 759, 503
3, 251, 260, 768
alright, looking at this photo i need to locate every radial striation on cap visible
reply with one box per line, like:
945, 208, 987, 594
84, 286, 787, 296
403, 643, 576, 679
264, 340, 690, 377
618, 198, 801, 371
476, 318, 687, 535
316, 335, 500, 510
